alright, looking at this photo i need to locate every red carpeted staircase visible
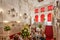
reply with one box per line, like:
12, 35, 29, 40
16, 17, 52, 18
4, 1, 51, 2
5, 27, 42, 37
45, 25, 54, 40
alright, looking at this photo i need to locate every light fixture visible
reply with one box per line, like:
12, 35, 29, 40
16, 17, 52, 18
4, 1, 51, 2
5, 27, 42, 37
3, 21, 9, 23
17, 21, 20, 23
28, 16, 30, 19
23, 13, 28, 19
20, 14, 22, 17
0, 8, 4, 12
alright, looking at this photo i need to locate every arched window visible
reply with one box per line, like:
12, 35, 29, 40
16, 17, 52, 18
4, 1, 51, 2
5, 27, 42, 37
35, 15, 38, 22
47, 13, 52, 22
41, 7, 45, 12
35, 8, 38, 13
40, 14, 45, 22
48, 5, 53, 11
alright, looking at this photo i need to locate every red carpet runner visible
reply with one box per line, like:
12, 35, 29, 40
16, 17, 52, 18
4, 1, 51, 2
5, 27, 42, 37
45, 25, 53, 40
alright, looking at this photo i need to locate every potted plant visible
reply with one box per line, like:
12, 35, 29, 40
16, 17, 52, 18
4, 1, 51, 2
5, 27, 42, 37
4, 25, 11, 31
38, 24, 42, 28
21, 28, 30, 40
4, 25, 11, 40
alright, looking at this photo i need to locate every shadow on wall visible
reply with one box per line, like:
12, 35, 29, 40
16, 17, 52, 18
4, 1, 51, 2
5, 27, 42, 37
57, 0, 60, 9
0, 12, 3, 22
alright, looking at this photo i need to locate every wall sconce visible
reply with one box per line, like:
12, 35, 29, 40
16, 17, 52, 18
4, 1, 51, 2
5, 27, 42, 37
7, 8, 18, 17
0, 8, 4, 13
11, 8, 15, 12
17, 21, 20, 23
20, 14, 22, 17
3, 21, 9, 23
23, 13, 28, 19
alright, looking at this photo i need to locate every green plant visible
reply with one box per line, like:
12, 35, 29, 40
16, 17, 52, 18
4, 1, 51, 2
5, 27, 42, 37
4, 25, 11, 31
38, 24, 42, 28
21, 28, 30, 38
44, 18, 45, 21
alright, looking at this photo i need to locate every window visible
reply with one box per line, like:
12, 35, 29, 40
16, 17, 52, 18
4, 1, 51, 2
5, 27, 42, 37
48, 5, 53, 11
47, 13, 52, 22
35, 15, 38, 22
35, 9, 38, 13
40, 14, 45, 22
41, 7, 45, 12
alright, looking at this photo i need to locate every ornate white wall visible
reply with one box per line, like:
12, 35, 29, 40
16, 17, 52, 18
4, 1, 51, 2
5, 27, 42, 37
0, 0, 56, 24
